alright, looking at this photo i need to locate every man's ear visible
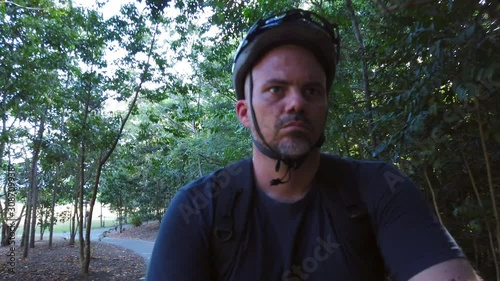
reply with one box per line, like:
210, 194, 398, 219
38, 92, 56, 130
236, 100, 251, 128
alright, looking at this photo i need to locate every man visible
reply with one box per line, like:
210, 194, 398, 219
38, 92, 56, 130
147, 9, 482, 281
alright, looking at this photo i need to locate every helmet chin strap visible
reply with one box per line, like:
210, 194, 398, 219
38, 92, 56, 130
252, 134, 325, 185
248, 71, 326, 186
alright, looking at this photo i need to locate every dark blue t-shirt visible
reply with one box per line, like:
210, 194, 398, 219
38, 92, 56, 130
230, 184, 361, 280
147, 156, 465, 281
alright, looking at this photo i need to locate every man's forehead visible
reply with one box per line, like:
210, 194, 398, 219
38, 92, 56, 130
256, 44, 320, 65
252, 47, 326, 80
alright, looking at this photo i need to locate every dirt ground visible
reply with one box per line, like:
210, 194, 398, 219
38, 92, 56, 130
105, 221, 159, 241
0, 223, 160, 281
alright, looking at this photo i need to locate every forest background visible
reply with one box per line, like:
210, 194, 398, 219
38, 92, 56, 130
0, 0, 499, 279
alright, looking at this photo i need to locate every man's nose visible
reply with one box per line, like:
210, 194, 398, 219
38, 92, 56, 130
284, 87, 306, 113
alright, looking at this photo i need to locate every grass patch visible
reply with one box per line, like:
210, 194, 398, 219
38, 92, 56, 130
50, 219, 118, 233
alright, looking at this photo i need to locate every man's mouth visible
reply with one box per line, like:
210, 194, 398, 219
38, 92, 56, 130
283, 120, 309, 130
277, 114, 311, 131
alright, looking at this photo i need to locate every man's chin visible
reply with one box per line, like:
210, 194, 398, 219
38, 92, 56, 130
276, 139, 312, 159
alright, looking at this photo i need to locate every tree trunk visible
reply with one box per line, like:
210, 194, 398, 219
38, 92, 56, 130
22, 128, 43, 255
77, 83, 91, 274
119, 195, 123, 233
343, 132, 351, 157
79, 22, 158, 275
486, 222, 500, 281
423, 167, 443, 225
1, 221, 7, 247
29, 110, 47, 248
0, 171, 9, 246
1, 205, 25, 246
48, 164, 60, 248
39, 208, 45, 241
21, 173, 32, 255
69, 173, 79, 245
193, 119, 204, 177
156, 180, 162, 223
463, 149, 500, 280
346, 0, 378, 152
100, 201, 103, 228
0, 114, 6, 172
28, 173, 38, 247
83, 161, 105, 274
50, 113, 65, 248
478, 120, 500, 261
78, 137, 86, 273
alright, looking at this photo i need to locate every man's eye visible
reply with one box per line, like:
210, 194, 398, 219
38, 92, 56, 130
304, 88, 321, 96
269, 86, 283, 94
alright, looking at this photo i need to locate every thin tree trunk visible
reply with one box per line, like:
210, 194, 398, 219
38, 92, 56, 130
346, 0, 377, 151
28, 169, 38, 247
77, 82, 92, 272
343, 132, 351, 157
156, 180, 162, 223
191, 119, 204, 176
13, 206, 25, 238
0, 115, 19, 246
22, 115, 46, 256
100, 202, 103, 228
423, 167, 443, 225
29, 110, 47, 248
80, 24, 159, 275
48, 164, 60, 248
69, 169, 79, 245
119, 195, 123, 233
78, 121, 88, 273
39, 207, 45, 240
21, 169, 32, 255
0, 161, 9, 246
84, 161, 105, 273
0, 221, 7, 247
50, 113, 65, 248
2, 205, 25, 246
463, 150, 500, 280
473, 236, 478, 267
0, 117, 7, 246
478, 120, 500, 259
487, 224, 500, 281
0, 197, 10, 246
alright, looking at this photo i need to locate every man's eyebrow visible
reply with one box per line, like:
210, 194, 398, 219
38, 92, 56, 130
302, 81, 325, 88
262, 79, 289, 86
261, 79, 325, 87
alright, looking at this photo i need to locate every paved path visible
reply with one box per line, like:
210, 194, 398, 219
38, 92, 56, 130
52, 226, 123, 241
53, 226, 156, 267
100, 237, 155, 266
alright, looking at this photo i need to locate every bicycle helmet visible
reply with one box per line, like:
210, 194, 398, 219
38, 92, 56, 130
232, 8, 340, 100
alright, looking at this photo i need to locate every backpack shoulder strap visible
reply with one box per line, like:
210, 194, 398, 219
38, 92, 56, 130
320, 154, 366, 218
318, 154, 386, 280
211, 158, 253, 281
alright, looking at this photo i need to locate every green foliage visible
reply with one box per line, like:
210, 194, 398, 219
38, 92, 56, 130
130, 214, 142, 227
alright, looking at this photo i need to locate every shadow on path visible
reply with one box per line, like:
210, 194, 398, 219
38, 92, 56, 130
100, 237, 155, 266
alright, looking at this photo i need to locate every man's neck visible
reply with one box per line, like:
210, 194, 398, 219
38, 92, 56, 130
252, 148, 321, 203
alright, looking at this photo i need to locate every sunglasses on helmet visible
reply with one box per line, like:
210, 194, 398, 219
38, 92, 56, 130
234, 9, 340, 64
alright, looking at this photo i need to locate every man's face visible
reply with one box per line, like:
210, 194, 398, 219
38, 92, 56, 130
236, 44, 328, 159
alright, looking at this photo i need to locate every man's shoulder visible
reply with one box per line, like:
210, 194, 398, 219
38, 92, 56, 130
320, 153, 393, 172
319, 153, 410, 194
